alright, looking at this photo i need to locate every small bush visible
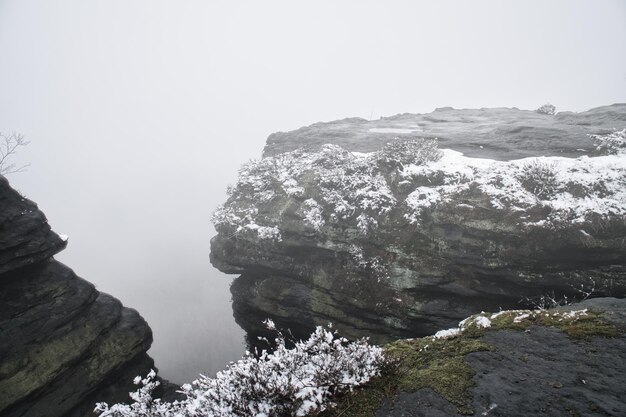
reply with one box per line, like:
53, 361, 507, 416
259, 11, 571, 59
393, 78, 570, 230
518, 160, 560, 199
95, 323, 384, 417
589, 129, 626, 155
535, 103, 556, 115
376, 138, 442, 171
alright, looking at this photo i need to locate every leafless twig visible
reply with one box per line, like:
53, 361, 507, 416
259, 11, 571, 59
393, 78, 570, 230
0, 132, 30, 175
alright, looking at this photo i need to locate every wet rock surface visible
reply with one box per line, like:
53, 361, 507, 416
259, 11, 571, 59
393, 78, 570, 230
374, 298, 626, 417
263, 104, 626, 160
0, 177, 158, 417
211, 104, 626, 345
0, 176, 67, 275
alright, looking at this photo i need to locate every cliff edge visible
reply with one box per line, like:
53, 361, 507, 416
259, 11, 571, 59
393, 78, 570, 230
324, 297, 626, 417
0, 176, 156, 417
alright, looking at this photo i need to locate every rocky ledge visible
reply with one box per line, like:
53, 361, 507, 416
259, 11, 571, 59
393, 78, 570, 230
0, 176, 157, 417
325, 297, 626, 417
210, 104, 626, 345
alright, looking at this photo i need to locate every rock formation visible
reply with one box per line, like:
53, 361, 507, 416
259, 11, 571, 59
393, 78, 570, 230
0, 176, 157, 417
328, 297, 626, 417
210, 104, 626, 345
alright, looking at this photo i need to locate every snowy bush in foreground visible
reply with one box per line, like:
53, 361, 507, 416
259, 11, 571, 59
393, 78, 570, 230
95, 323, 384, 417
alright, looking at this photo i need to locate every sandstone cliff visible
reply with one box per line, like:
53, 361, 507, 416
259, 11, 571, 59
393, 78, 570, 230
0, 176, 156, 417
210, 104, 626, 345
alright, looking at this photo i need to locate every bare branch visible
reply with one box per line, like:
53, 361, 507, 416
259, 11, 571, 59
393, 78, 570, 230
0, 132, 30, 175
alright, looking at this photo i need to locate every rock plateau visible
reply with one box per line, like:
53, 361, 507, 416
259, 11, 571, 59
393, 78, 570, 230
211, 104, 626, 346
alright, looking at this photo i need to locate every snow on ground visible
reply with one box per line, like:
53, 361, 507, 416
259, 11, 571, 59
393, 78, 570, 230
403, 143, 626, 225
213, 130, 626, 242
433, 308, 589, 340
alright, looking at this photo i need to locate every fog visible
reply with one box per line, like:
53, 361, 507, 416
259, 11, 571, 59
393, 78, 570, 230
0, 0, 624, 384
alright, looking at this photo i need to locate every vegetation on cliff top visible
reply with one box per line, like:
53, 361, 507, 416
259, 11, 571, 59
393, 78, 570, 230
213, 130, 626, 244
95, 323, 384, 417
95, 306, 622, 417
320, 307, 623, 417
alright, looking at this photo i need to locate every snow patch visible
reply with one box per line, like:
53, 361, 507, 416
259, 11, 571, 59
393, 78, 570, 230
434, 328, 461, 339
369, 127, 422, 134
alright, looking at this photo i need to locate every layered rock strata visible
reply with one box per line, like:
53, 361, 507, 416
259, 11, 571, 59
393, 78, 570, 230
0, 176, 156, 417
211, 104, 626, 344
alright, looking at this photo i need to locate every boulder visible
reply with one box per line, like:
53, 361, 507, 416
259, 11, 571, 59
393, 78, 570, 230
211, 104, 626, 345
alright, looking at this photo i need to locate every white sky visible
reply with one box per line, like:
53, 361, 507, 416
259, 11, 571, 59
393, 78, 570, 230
1, 0, 625, 383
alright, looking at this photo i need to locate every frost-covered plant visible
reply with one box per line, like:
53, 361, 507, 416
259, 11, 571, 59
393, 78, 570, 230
95, 322, 384, 417
212, 144, 397, 238
94, 370, 173, 417
375, 138, 442, 170
215, 133, 626, 237
590, 129, 626, 155
520, 278, 597, 310
356, 213, 377, 235
302, 199, 324, 231
535, 103, 556, 115
348, 244, 388, 281
517, 160, 560, 199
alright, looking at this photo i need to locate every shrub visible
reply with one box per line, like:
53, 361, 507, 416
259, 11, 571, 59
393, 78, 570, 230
95, 323, 384, 417
517, 160, 560, 199
589, 129, 626, 155
535, 103, 556, 115
375, 138, 442, 171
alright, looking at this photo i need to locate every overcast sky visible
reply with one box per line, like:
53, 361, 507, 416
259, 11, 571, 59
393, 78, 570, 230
1, 0, 625, 383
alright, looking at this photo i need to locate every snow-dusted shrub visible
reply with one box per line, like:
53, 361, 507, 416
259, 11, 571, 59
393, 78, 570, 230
535, 103, 556, 115
517, 160, 560, 199
590, 129, 626, 155
302, 198, 324, 231
375, 138, 442, 170
521, 278, 597, 310
95, 323, 384, 417
215, 135, 626, 237
356, 213, 377, 235
348, 244, 388, 281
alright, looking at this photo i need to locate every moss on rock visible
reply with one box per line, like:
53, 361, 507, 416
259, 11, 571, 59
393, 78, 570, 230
320, 305, 624, 417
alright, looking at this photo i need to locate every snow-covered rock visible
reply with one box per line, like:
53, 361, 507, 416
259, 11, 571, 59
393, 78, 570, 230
211, 105, 626, 346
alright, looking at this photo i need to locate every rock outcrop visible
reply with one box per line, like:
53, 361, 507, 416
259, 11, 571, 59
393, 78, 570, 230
326, 297, 626, 417
0, 176, 156, 417
210, 104, 626, 346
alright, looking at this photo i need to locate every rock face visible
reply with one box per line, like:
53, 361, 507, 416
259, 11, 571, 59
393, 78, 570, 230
263, 104, 626, 159
210, 104, 626, 345
371, 298, 626, 417
0, 176, 155, 417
